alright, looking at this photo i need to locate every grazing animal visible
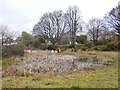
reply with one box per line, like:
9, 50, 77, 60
51, 50, 54, 53
55, 50, 58, 53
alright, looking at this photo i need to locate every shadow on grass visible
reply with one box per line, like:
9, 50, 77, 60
45, 81, 59, 86
71, 86, 80, 89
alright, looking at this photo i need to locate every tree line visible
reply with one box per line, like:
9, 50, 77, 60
33, 4, 120, 47
0, 4, 120, 57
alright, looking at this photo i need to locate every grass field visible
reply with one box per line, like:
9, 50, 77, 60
2, 50, 118, 88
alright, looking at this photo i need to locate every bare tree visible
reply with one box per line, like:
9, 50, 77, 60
0, 25, 14, 45
87, 18, 107, 45
105, 4, 120, 37
33, 10, 67, 45
65, 6, 83, 47
0, 25, 8, 44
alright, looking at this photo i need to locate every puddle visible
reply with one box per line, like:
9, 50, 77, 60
74, 56, 102, 70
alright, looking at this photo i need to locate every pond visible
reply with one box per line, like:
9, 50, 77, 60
13, 54, 113, 75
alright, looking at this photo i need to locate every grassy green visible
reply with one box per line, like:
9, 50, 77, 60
2, 51, 118, 88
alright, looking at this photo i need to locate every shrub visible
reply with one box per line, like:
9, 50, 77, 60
86, 41, 94, 48
99, 39, 111, 45
57, 46, 67, 52
34, 43, 59, 50
38, 43, 48, 50
75, 44, 88, 51
2, 44, 24, 58
33, 40, 41, 48
106, 40, 118, 51
33, 38, 45, 48
58, 45, 70, 50
47, 45, 58, 50
69, 44, 75, 48
71, 48, 78, 52
92, 45, 107, 51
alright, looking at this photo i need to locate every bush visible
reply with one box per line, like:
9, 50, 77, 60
34, 43, 58, 50
33, 38, 45, 48
57, 45, 68, 52
93, 39, 112, 46
38, 43, 48, 50
106, 40, 118, 51
86, 41, 94, 48
92, 45, 107, 51
33, 40, 41, 48
69, 44, 75, 48
71, 48, 78, 52
2, 44, 24, 58
90, 40, 119, 51
47, 45, 58, 50
75, 44, 88, 51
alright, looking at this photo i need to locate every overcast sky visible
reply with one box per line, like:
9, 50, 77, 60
0, 0, 119, 35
